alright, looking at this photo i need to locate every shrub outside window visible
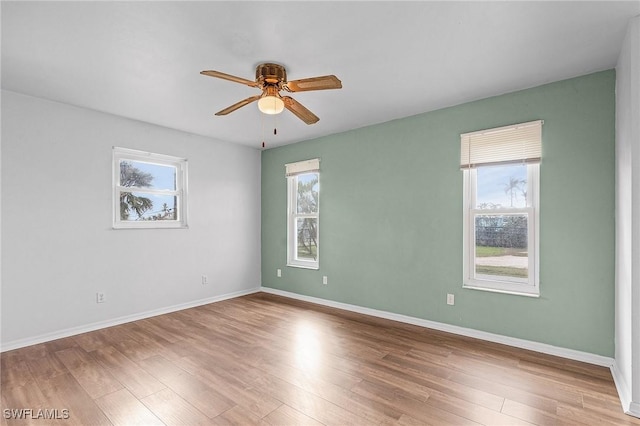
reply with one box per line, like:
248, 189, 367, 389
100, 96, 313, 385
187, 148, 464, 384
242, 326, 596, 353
113, 147, 188, 229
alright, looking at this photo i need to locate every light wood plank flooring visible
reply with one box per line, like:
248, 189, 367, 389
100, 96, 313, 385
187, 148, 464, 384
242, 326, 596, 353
1, 292, 638, 425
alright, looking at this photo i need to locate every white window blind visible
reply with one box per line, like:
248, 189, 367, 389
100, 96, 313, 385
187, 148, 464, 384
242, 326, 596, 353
460, 120, 543, 168
285, 158, 320, 177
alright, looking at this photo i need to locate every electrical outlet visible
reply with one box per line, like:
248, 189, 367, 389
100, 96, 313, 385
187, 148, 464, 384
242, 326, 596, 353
201, 275, 208, 285
322, 276, 328, 285
96, 292, 106, 303
277, 269, 282, 277
447, 293, 455, 305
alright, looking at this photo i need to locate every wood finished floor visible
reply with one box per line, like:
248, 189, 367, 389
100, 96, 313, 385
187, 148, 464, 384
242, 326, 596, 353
1, 292, 638, 425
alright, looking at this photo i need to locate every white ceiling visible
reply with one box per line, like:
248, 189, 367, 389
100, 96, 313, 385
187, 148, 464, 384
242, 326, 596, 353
2, 1, 639, 149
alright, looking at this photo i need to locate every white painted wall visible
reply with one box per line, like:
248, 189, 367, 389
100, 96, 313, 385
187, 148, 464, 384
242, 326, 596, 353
1, 90, 262, 349
614, 15, 640, 417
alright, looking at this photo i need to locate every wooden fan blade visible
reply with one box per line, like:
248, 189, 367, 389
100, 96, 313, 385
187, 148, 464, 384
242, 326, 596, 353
282, 96, 319, 124
215, 95, 261, 116
285, 75, 342, 92
201, 70, 259, 88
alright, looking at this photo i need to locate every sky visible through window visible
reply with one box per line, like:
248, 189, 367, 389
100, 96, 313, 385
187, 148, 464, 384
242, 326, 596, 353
297, 173, 318, 189
476, 163, 527, 208
133, 161, 176, 190
125, 161, 177, 220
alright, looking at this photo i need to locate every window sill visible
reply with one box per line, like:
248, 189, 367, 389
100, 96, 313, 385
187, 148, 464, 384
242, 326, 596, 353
463, 283, 539, 298
113, 223, 189, 230
287, 262, 319, 270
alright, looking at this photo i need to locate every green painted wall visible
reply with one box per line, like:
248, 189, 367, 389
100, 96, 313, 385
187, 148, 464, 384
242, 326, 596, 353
261, 70, 616, 357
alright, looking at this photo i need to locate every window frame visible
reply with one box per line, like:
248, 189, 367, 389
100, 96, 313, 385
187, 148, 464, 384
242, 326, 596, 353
463, 163, 540, 296
113, 147, 188, 229
286, 164, 320, 270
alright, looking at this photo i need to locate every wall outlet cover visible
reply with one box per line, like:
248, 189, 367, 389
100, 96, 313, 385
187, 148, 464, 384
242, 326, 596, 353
447, 293, 455, 305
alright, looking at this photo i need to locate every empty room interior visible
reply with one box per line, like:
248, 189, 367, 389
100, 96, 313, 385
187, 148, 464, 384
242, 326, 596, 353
2, 1, 640, 425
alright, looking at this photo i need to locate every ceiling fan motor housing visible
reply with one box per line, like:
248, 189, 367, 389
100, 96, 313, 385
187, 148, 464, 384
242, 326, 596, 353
256, 63, 287, 86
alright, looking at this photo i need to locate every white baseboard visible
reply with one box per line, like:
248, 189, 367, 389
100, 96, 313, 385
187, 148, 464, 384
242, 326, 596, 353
0, 287, 261, 352
611, 361, 640, 418
260, 286, 615, 368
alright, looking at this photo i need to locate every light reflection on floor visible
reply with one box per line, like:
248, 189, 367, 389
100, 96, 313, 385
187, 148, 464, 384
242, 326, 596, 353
294, 320, 321, 374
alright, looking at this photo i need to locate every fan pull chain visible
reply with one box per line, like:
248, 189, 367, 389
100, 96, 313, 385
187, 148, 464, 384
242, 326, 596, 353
274, 113, 278, 136
261, 110, 266, 149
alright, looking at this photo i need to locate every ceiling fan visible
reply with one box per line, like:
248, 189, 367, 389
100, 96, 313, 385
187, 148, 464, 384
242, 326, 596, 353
200, 63, 342, 125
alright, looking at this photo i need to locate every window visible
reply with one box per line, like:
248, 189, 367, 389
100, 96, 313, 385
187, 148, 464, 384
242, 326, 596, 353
113, 147, 188, 229
286, 158, 320, 269
461, 120, 542, 296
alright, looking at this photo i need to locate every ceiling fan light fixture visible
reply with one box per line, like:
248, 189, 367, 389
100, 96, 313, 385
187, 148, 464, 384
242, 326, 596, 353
258, 95, 284, 115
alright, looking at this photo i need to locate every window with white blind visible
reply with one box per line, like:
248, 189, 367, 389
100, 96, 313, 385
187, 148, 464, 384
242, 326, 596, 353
286, 158, 320, 269
461, 120, 542, 296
